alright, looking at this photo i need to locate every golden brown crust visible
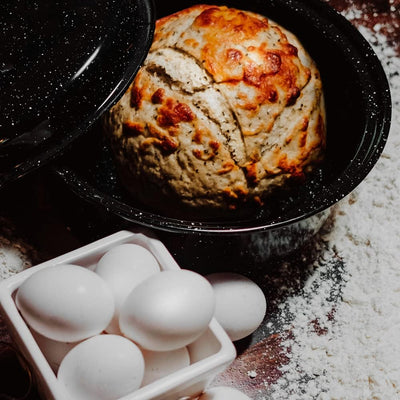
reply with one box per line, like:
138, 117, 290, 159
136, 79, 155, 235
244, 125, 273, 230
104, 5, 326, 212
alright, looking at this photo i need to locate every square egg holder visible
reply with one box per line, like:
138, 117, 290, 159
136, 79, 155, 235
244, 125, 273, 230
0, 230, 236, 400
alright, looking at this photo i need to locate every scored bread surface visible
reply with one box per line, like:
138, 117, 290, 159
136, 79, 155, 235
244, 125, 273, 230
105, 5, 326, 211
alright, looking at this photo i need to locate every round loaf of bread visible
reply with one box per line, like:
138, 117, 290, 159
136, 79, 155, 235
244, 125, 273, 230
105, 5, 326, 213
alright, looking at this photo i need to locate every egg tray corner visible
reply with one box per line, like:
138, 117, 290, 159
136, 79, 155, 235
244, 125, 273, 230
0, 230, 236, 400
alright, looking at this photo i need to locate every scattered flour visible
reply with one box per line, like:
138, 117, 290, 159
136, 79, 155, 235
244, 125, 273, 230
0, 5, 398, 400
267, 9, 400, 400
0, 244, 30, 281
0, 219, 34, 281
248, 370, 258, 379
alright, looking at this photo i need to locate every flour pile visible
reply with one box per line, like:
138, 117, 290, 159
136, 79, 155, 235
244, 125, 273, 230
267, 13, 400, 400
0, 218, 34, 281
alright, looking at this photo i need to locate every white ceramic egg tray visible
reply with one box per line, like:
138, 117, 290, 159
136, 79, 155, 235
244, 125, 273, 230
0, 230, 236, 400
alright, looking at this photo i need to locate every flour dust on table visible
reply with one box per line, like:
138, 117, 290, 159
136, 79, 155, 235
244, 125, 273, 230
0, 217, 35, 281
265, 16, 400, 400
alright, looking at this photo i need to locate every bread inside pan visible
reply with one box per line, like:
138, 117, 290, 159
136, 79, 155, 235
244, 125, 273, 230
54, 0, 388, 227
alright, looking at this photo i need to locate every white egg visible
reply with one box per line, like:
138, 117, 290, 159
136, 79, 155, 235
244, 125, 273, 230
58, 334, 144, 400
16, 264, 114, 342
198, 386, 251, 400
187, 328, 223, 364
120, 269, 215, 351
95, 243, 160, 334
206, 273, 266, 341
31, 329, 81, 372
141, 347, 190, 386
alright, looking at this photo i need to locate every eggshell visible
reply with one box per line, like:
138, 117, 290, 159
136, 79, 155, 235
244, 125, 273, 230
58, 334, 145, 400
120, 269, 215, 351
31, 329, 81, 373
206, 273, 266, 341
141, 347, 190, 386
198, 386, 251, 399
187, 328, 222, 364
95, 243, 160, 334
16, 264, 114, 342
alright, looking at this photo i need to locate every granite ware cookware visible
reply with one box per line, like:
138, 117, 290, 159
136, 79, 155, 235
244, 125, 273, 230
1, 0, 391, 271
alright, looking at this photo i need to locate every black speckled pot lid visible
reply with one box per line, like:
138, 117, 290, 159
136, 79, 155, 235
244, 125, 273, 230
0, 0, 154, 188
53, 0, 392, 234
